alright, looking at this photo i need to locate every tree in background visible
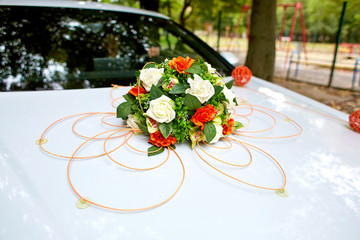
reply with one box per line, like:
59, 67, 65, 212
276, 0, 360, 43
245, 0, 276, 81
140, 0, 159, 12
179, 0, 192, 27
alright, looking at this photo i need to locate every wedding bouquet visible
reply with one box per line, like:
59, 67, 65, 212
116, 56, 243, 155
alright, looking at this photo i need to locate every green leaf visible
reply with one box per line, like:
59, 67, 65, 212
233, 121, 244, 131
148, 145, 165, 157
183, 94, 201, 110
204, 122, 216, 143
156, 78, 165, 87
234, 98, 238, 106
116, 102, 131, 120
225, 79, 235, 89
159, 122, 172, 139
150, 85, 163, 100
207, 85, 223, 103
123, 94, 135, 103
137, 122, 149, 134
213, 85, 224, 97
185, 63, 202, 74
169, 83, 190, 94
202, 62, 208, 72
144, 63, 156, 69
135, 70, 140, 79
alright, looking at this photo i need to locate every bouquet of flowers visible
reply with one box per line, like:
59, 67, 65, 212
116, 56, 243, 156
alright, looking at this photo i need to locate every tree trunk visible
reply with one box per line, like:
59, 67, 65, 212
140, 0, 159, 12
245, 0, 276, 82
179, 0, 192, 27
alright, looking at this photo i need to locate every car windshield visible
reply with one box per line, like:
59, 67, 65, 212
0, 6, 232, 91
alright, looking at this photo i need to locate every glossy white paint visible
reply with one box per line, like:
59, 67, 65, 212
1, 77, 360, 240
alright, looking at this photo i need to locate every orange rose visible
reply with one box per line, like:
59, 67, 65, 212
149, 131, 177, 147
222, 118, 234, 135
191, 105, 216, 131
168, 56, 194, 74
128, 85, 147, 96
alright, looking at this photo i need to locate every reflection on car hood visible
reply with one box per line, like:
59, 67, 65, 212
0, 0, 170, 19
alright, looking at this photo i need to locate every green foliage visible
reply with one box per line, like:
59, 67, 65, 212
185, 63, 202, 74
144, 62, 157, 69
225, 79, 234, 89
171, 96, 193, 143
169, 83, 190, 94
99, 0, 360, 42
123, 94, 135, 103
138, 121, 149, 134
204, 122, 216, 143
277, 0, 360, 42
183, 94, 202, 110
159, 122, 173, 139
150, 85, 164, 100
116, 102, 131, 119
148, 145, 164, 156
233, 121, 244, 130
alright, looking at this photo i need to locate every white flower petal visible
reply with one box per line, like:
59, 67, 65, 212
185, 74, 214, 104
222, 86, 236, 109
146, 95, 175, 123
205, 62, 216, 73
140, 68, 164, 92
126, 114, 139, 129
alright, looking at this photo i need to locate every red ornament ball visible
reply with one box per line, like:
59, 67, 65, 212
349, 109, 360, 133
232, 66, 252, 86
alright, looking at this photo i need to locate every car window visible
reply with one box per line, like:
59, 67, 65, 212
0, 6, 231, 91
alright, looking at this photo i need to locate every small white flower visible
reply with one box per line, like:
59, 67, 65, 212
214, 78, 225, 86
185, 74, 215, 104
162, 76, 179, 90
222, 86, 236, 109
189, 129, 205, 149
139, 68, 164, 92
146, 117, 159, 133
205, 62, 216, 73
209, 123, 223, 144
126, 114, 140, 129
146, 95, 176, 123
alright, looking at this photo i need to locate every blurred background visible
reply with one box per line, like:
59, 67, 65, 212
99, 0, 360, 113
1, 0, 359, 113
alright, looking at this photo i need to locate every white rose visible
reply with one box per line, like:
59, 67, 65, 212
126, 114, 139, 129
185, 74, 215, 104
222, 86, 236, 109
140, 68, 164, 92
209, 123, 223, 144
146, 95, 175, 123
205, 62, 216, 73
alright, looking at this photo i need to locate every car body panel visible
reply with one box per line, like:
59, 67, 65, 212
1, 76, 359, 240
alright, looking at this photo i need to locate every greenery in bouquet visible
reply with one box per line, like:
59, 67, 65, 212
116, 56, 243, 156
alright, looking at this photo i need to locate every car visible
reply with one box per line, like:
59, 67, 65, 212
1, 1, 360, 240
0, 0, 233, 91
